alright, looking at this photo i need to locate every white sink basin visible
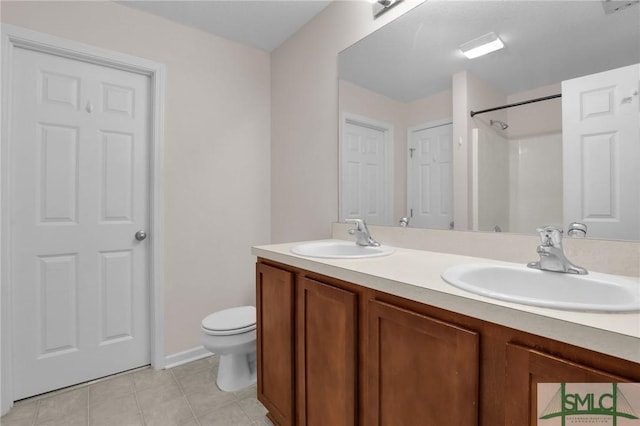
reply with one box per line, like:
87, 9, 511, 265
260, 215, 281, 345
290, 241, 394, 259
441, 263, 640, 312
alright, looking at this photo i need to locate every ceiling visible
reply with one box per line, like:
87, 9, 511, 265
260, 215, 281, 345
339, 0, 640, 102
118, 0, 332, 52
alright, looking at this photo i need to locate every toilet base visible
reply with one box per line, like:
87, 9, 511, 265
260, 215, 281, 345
216, 351, 257, 392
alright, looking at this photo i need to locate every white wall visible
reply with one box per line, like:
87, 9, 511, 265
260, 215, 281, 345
509, 133, 563, 234
507, 83, 562, 139
405, 89, 453, 126
1, 1, 271, 356
475, 128, 509, 232
271, 0, 426, 243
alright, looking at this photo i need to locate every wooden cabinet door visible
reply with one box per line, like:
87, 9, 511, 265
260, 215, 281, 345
296, 276, 358, 426
256, 263, 295, 426
367, 299, 479, 426
505, 342, 634, 426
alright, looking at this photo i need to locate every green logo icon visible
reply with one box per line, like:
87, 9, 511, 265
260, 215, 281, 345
540, 383, 639, 425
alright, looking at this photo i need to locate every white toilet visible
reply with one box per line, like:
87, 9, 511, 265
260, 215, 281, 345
201, 305, 257, 392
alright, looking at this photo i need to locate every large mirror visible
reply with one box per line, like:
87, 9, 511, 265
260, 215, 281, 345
338, 0, 640, 241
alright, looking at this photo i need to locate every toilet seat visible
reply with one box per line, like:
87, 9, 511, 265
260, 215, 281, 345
202, 306, 256, 336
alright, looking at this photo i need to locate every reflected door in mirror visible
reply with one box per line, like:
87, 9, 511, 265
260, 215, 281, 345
341, 114, 392, 226
408, 123, 453, 229
562, 64, 640, 240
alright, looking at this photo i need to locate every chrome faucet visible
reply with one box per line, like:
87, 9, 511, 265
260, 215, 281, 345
527, 226, 587, 275
346, 219, 380, 247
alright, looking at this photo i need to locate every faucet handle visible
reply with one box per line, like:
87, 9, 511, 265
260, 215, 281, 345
567, 222, 587, 238
345, 218, 366, 231
535, 226, 563, 247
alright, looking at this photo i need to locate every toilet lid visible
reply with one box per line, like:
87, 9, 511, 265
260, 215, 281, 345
202, 306, 256, 335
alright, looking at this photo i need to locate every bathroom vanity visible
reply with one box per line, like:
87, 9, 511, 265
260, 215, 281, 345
252, 241, 640, 426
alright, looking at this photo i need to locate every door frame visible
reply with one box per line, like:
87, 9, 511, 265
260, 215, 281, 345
1, 24, 166, 414
339, 112, 394, 225
406, 118, 453, 227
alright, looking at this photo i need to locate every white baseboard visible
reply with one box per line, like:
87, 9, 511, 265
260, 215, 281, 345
164, 346, 213, 369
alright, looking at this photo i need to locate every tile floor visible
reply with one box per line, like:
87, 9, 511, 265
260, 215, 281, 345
0, 355, 273, 426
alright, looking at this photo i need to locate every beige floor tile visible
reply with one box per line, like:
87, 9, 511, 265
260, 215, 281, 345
0, 400, 38, 425
136, 381, 183, 414
89, 374, 135, 403
35, 388, 88, 424
185, 386, 237, 418
233, 383, 257, 401
142, 395, 194, 426
171, 355, 218, 381
90, 411, 143, 426
175, 367, 218, 395
178, 417, 200, 426
132, 368, 177, 392
197, 402, 253, 426
0, 415, 37, 426
89, 392, 139, 423
35, 409, 88, 426
251, 417, 274, 426
1, 355, 269, 426
238, 397, 268, 420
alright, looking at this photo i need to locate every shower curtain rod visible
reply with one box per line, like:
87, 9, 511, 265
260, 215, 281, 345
469, 93, 561, 117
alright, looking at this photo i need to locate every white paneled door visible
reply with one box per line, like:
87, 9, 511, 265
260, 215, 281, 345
10, 47, 151, 399
562, 64, 640, 240
408, 123, 453, 229
341, 117, 392, 226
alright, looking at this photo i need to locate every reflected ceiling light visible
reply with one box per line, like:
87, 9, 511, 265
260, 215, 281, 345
372, 0, 403, 18
459, 32, 504, 59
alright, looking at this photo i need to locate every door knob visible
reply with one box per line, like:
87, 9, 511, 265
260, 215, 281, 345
135, 230, 147, 241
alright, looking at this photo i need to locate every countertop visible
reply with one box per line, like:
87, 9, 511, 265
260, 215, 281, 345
252, 239, 640, 363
